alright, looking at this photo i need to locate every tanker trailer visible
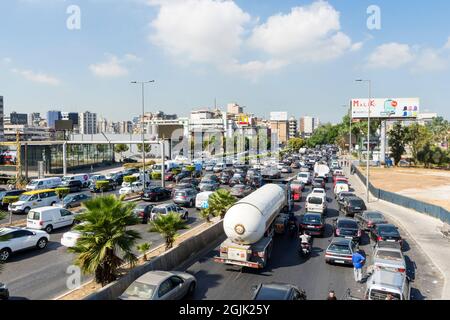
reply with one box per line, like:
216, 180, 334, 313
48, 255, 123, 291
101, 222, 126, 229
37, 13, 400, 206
214, 184, 287, 269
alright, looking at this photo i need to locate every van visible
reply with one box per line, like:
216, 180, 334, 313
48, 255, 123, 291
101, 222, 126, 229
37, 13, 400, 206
195, 191, 214, 210
364, 269, 411, 300
27, 206, 75, 233
26, 177, 62, 191
305, 194, 327, 214
297, 172, 311, 185
9, 189, 60, 214
61, 174, 90, 188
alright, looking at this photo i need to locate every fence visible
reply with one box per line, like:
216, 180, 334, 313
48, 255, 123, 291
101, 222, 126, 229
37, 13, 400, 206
352, 164, 450, 224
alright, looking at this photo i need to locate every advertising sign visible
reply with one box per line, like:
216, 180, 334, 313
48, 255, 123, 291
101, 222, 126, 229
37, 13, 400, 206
238, 114, 250, 125
270, 111, 288, 121
351, 98, 419, 119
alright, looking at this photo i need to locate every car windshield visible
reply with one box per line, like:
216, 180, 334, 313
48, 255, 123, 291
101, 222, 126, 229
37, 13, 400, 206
255, 287, 289, 300
376, 250, 403, 260
378, 225, 399, 234
328, 243, 351, 254
28, 180, 39, 186
308, 197, 323, 205
299, 173, 308, 178
123, 282, 156, 300
367, 213, 384, 220
175, 191, 187, 196
350, 200, 365, 208
338, 221, 358, 229
313, 189, 324, 193
303, 215, 322, 223
152, 208, 167, 214
18, 194, 32, 201
63, 195, 74, 202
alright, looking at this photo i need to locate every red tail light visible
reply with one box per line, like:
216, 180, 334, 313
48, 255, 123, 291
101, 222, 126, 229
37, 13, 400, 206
377, 236, 383, 241
336, 228, 340, 236
367, 222, 373, 227
139, 212, 144, 217
398, 268, 406, 273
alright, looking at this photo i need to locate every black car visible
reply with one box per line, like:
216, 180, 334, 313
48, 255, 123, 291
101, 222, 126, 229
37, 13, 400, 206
60, 180, 83, 193
132, 203, 154, 223
89, 179, 118, 193
109, 172, 125, 185
0, 282, 9, 300
340, 196, 367, 217
123, 158, 138, 163
142, 187, 171, 202
312, 177, 325, 189
370, 224, 402, 245
122, 168, 140, 176
175, 170, 192, 182
219, 172, 233, 185
252, 283, 307, 300
0, 189, 26, 210
333, 218, 362, 244
61, 193, 92, 209
355, 211, 388, 231
336, 192, 355, 208
300, 213, 325, 237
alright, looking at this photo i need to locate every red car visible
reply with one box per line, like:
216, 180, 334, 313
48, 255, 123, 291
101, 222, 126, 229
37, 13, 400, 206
334, 176, 348, 187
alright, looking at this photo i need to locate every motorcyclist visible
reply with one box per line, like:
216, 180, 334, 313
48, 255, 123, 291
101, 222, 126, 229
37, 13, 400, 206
299, 231, 312, 246
287, 214, 298, 234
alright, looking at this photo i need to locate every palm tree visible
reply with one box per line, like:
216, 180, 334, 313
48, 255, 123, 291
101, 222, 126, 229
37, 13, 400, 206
208, 189, 237, 219
149, 212, 187, 250
68, 195, 141, 286
136, 242, 152, 261
200, 207, 212, 223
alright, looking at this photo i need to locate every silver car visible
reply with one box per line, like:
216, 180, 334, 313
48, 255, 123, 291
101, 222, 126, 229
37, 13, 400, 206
371, 241, 407, 274
118, 271, 196, 300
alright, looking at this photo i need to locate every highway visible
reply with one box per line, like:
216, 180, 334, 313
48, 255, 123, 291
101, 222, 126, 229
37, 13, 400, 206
180, 177, 441, 300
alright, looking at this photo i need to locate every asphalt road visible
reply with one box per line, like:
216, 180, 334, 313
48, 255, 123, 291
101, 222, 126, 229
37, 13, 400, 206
180, 176, 439, 300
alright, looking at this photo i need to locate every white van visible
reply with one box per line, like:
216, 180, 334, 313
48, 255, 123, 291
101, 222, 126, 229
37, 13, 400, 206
26, 177, 62, 191
61, 174, 90, 188
195, 191, 214, 210
27, 206, 75, 233
305, 194, 327, 214
297, 172, 311, 185
9, 189, 61, 214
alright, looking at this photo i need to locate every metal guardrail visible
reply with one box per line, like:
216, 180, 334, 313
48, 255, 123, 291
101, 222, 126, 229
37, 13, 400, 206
351, 164, 450, 224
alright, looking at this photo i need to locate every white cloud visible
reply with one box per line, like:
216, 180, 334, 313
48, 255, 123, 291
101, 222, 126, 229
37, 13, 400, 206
412, 48, 448, 73
89, 53, 141, 78
149, 0, 250, 65
11, 68, 61, 86
367, 43, 415, 69
248, 1, 354, 62
351, 42, 364, 52
444, 37, 450, 50
2, 57, 12, 65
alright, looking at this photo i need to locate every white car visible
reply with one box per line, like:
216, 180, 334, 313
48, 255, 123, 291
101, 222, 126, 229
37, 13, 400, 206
305, 194, 327, 214
119, 182, 144, 195
61, 222, 89, 248
311, 188, 326, 197
297, 172, 311, 185
0, 227, 49, 261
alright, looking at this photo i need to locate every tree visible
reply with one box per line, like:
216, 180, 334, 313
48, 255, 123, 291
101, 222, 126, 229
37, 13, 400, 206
208, 189, 237, 219
68, 195, 141, 286
388, 122, 408, 166
149, 212, 188, 250
287, 137, 305, 152
426, 116, 450, 147
136, 242, 152, 261
200, 207, 213, 223
114, 144, 129, 161
405, 123, 432, 163
137, 143, 152, 153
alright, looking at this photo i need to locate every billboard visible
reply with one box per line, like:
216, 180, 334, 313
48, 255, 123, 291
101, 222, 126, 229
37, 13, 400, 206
157, 124, 184, 139
237, 114, 250, 125
55, 120, 74, 131
270, 111, 288, 121
351, 98, 419, 119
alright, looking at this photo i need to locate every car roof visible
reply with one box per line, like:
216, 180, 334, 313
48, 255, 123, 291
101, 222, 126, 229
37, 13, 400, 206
255, 283, 295, 299
330, 237, 352, 245
135, 271, 174, 285
337, 217, 357, 223
29, 206, 60, 213
154, 203, 174, 208
370, 269, 405, 287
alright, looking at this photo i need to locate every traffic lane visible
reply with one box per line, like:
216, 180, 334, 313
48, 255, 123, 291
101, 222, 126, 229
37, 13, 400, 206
182, 180, 366, 300
0, 197, 202, 300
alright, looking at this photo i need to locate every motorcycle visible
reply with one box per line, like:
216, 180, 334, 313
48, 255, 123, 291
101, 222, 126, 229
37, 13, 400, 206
299, 240, 312, 257
287, 221, 298, 237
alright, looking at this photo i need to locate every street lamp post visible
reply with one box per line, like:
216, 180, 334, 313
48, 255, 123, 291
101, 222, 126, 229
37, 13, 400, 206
131, 80, 155, 189
356, 79, 372, 203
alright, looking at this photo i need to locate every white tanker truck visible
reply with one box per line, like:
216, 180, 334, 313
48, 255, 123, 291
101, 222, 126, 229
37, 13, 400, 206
214, 184, 289, 269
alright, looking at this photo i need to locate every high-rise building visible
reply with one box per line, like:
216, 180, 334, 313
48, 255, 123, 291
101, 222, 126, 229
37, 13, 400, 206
119, 121, 133, 134
98, 118, 108, 133
269, 120, 289, 146
299, 116, 320, 137
28, 112, 41, 127
0, 96, 4, 141
61, 112, 79, 126
8, 112, 28, 125
47, 110, 62, 128
227, 103, 243, 115
79, 111, 98, 134
288, 116, 298, 139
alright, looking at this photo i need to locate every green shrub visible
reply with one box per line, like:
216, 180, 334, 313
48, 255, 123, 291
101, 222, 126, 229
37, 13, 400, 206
55, 187, 70, 199
2, 196, 19, 205
123, 160, 156, 169
151, 172, 162, 180
171, 168, 181, 175
95, 180, 110, 191
123, 175, 137, 183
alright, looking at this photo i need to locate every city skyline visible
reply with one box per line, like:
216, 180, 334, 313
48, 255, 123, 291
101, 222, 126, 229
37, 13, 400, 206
1, 0, 450, 121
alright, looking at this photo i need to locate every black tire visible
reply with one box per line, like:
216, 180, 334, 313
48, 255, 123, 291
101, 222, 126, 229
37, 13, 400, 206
36, 237, 48, 249
45, 225, 53, 234
0, 248, 11, 262
50, 202, 56, 206
184, 212, 188, 220
187, 282, 196, 297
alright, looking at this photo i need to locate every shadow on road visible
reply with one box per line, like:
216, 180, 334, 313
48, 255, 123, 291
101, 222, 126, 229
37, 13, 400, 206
6, 241, 63, 263
188, 269, 223, 300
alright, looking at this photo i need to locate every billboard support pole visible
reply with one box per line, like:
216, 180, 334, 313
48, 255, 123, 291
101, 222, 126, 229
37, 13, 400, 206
63, 142, 67, 176
380, 120, 386, 166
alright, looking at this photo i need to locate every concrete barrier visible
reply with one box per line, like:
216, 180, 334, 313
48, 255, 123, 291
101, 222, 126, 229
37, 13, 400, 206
84, 219, 225, 300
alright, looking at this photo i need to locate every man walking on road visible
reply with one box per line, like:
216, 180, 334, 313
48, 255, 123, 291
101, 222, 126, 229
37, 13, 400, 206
352, 251, 365, 283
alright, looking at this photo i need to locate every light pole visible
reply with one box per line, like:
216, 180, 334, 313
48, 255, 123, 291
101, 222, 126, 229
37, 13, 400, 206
356, 79, 372, 203
341, 104, 351, 170
131, 80, 155, 188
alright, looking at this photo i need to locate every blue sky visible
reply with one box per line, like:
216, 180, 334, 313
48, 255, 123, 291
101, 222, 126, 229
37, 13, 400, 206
1, 0, 449, 122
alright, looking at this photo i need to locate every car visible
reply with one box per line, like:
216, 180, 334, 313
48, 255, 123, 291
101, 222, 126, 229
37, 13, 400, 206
290, 161, 300, 169
179, 177, 200, 188
106, 172, 125, 185
142, 187, 172, 202
219, 171, 233, 185
59, 193, 92, 209
247, 175, 263, 188
26, 177, 62, 191
336, 192, 356, 209
372, 242, 407, 274
290, 181, 304, 202
123, 157, 138, 163
312, 177, 325, 189
118, 270, 196, 300
204, 164, 214, 172
370, 224, 402, 245
281, 166, 292, 174
119, 181, 144, 196
340, 196, 367, 217
175, 170, 192, 182
87, 174, 107, 187
311, 188, 326, 197
325, 237, 358, 266
213, 163, 226, 173
305, 194, 327, 215
9, 189, 60, 214
300, 213, 325, 237
89, 179, 118, 193
27, 206, 76, 233
0, 189, 26, 210
228, 174, 245, 187
297, 172, 311, 185
365, 269, 411, 300
0, 282, 9, 300
0, 227, 50, 261
333, 176, 349, 187
60, 222, 88, 248
252, 283, 307, 300
262, 167, 281, 179
59, 180, 83, 193
122, 168, 140, 176
230, 184, 253, 198
333, 218, 362, 244
132, 203, 154, 224
164, 172, 176, 182
150, 203, 188, 220
61, 174, 90, 188
334, 181, 349, 195
355, 211, 388, 231
195, 191, 214, 210
173, 188, 198, 207
198, 179, 219, 191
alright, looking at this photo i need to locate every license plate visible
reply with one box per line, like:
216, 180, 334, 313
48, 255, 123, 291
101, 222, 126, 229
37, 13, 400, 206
387, 239, 396, 242
335, 260, 345, 264
345, 236, 353, 239
355, 207, 361, 210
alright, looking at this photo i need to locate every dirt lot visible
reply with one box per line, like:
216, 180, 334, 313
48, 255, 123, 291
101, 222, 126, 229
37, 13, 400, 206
362, 167, 450, 211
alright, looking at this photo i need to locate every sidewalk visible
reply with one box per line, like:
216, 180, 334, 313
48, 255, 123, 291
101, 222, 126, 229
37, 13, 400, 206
344, 165, 450, 299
